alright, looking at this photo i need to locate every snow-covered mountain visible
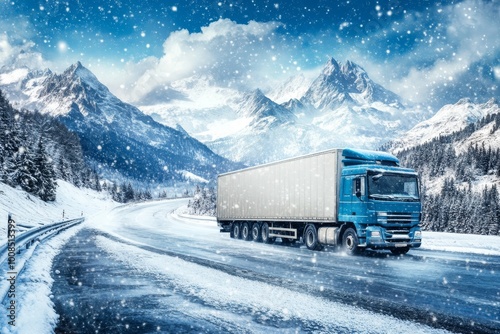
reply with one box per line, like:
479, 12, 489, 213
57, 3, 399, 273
301, 59, 403, 110
266, 73, 312, 104
237, 89, 296, 127
0, 62, 237, 184
136, 58, 428, 165
390, 98, 500, 153
391, 100, 500, 234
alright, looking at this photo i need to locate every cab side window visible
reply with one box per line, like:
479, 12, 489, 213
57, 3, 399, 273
352, 176, 365, 196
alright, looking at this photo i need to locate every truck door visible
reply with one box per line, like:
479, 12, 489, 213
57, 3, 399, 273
351, 176, 366, 218
339, 176, 366, 221
339, 177, 353, 218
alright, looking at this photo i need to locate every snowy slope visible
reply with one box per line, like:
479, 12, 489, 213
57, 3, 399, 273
391, 98, 500, 153
266, 73, 312, 104
0, 180, 114, 243
137, 74, 245, 142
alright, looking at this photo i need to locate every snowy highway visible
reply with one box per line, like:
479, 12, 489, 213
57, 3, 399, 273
49, 199, 500, 334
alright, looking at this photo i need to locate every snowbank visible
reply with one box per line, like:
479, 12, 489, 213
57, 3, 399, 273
0, 180, 115, 243
0, 180, 116, 333
421, 231, 500, 256
173, 204, 217, 226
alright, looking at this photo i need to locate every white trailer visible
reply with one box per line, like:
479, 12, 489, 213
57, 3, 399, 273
217, 149, 343, 223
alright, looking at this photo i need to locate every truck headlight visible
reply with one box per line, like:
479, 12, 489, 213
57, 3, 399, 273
370, 231, 381, 237
414, 231, 422, 239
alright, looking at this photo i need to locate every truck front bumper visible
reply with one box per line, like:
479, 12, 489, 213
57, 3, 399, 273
364, 226, 422, 250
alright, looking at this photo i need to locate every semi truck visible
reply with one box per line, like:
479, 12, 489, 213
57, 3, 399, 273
216, 148, 422, 255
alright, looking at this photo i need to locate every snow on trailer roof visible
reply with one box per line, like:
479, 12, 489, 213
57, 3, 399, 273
342, 148, 400, 165
217, 148, 400, 177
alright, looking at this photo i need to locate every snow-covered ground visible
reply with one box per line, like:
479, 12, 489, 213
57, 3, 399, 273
0, 181, 116, 333
0, 180, 115, 243
422, 231, 500, 256
1, 190, 499, 333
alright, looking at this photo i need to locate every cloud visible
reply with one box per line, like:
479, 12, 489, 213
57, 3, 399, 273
0, 17, 51, 71
0, 34, 15, 64
101, 19, 307, 102
0, 34, 48, 71
355, 0, 499, 108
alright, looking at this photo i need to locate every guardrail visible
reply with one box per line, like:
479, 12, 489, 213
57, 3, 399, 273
0, 215, 85, 306
0, 215, 85, 267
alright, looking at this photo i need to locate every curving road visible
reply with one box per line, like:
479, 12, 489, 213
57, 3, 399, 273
50, 199, 500, 333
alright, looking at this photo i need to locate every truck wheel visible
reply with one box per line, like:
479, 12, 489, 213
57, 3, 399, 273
261, 223, 275, 244
233, 223, 241, 239
304, 224, 323, 251
342, 228, 361, 255
241, 222, 251, 241
251, 223, 262, 242
230, 223, 235, 238
391, 247, 410, 255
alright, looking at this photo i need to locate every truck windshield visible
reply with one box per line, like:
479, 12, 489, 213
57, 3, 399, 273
367, 171, 419, 201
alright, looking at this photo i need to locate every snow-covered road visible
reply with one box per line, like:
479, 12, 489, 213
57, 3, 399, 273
46, 199, 500, 333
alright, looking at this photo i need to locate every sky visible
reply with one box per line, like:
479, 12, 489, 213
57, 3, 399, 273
0, 0, 498, 109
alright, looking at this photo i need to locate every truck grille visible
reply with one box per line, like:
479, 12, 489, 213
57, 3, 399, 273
377, 212, 418, 239
386, 212, 413, 223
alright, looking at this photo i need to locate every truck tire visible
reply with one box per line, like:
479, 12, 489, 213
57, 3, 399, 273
241, 222, 251, 241
391, 247, 410, 255
230, 224, 234, 238
342, 227, 361, 255
233, 223, 241, 239
304, 224, 323, 251
261, 222, 275, 244
251, 223, 262, 242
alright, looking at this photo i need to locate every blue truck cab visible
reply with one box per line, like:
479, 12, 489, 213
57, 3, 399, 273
338, 149, 422, 255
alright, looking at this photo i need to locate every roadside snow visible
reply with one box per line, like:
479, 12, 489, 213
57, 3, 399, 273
421, 231, 500, 256
0, 180, 115, 333
0, 180, 114, 243
0, 225, 84, 334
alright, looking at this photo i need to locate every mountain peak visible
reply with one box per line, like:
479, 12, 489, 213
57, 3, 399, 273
239, 88, 295, 125
302, 57, 401, 110
65, 61, 95, 78
60, 61, 108, 94
251, 88, 265, 98
456, 97, 473, 105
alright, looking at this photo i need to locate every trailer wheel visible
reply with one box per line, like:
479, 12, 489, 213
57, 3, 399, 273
251, 223, 262, 242
304, 224, 323, 251
230, 223, 235, 238
241, 222, 251, 241
233, 223, 241, 239
261, 223, 275, 244
342, 228, 361, 255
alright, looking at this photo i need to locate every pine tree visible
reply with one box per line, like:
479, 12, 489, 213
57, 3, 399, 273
124, 182, 135, 202
15, 145, 38, 193
33, 138, 57, 201
111, 183, 122, 202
